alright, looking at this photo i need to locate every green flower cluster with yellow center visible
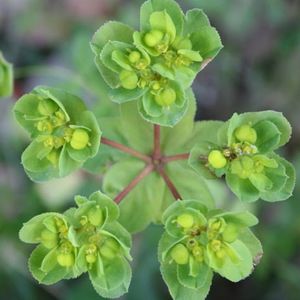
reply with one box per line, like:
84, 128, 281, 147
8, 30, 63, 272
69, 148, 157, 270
189, 111, 295, 202
13, 86, 101, 182
91, 0, 223, 126
19, 191, 132, 298
158, 200, 261, 298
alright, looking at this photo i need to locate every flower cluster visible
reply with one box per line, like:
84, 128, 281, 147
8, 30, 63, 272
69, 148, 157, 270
0, 51, 13, 97
19, 191, 132, 298
13, 86, 101, 181
91, 0, 223, 126
158, 200, 261, 299
189, 111, 295, 202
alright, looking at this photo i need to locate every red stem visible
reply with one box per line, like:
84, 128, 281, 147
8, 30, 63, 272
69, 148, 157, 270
162, 153, 190, 163
157, 167, 182, 200
153, 125, 161, 160
114, 164, 154, 203
101, 137, 151, 163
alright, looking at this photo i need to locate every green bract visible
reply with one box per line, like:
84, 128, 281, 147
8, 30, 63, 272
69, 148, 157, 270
19, 191, 132, 298
189, 111, 296, 202
158, 200, 262, 300
91, 0, 223, 127
13, 86, 101, 182
0, 51, 13, 97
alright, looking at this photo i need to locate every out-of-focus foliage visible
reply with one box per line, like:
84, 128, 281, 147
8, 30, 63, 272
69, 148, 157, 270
0, 0, 299, 299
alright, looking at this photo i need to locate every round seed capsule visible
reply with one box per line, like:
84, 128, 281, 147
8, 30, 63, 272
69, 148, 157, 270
57, 253, 75, 267
144, 30, 164, 47
177, 214, 194, 229
70, 129, 90, 150
208, 150, 227, 169
129, 51, 141, 64
119, 70, 139, 90
155, 88, 176, 107
171, 244, 189, 265
234, 125, 257, 144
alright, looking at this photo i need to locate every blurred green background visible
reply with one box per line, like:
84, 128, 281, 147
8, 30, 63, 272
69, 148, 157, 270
1, 0, 300, 299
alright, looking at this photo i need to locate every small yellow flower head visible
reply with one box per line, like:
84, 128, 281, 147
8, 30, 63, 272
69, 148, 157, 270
70, 129, 90, 150
43, 136, 54, 148
128, 51, 141, 64
37, 99, 58, 116
208, 150, 227, 169
85, 244, 98, 264
170, 244, 189, 265
119, 70, 139, 90
177, 213, 194, 229
87, 206, 103, 227
192, 245, 204, 262
234, 124, 257, 144
155, 88, 176, 107
144, 30, 164, 47
36, 120, 53, 133
57, 253, 75, 267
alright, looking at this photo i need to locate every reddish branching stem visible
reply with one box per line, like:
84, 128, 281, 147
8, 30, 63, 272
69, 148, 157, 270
157, 167, 182, 200
101, 137, 151, 163
114, 164, 154, 203
162, 153, 190, 163
153, 124, 161, 160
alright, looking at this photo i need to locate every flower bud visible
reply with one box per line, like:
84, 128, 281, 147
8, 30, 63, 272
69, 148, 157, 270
235, 125, 257, 144
155, 88, 176, 107
192, 246, 204, 262
208, 150, 227, 169
119, 70, 139, 90
57, 253, 75, 267
100, 238, 120, 260
36, 120, 53, 133
70, 129, 90, 150
87, 206, 103, 227
41, 229, 57, 249
210, 240, 222, 252
222, 223, 239, 243
86, 254, 97, 264
128, 51, 141, 64
144, 30, 164, 47
177, 213, 194, 229
170, 244, 189, 265
37, 99, 58, 116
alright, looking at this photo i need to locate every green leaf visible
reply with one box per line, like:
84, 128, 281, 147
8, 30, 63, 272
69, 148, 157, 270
89, 191, 120, 223
211, 211, 258, 227
261, 156, 295, 202
58, 144, 83, 177
226, 173, 260, 202
19, 212, 65, 243
253, 120, 281, 153
140, 0, 184, 36
177, 261, 211, 289
160, 261, 213, 300
207, 240, 253, 282
101, 41, 132, 73
89, 255, 131, 298
28, 245, 68, 285
137, 89, 188, 127
91, 21, 134, 55
109, 87, 147, 104
190, 26, 223, 60
184, 9, 210, 36
0, 51, 13, 97
238, 228, 263, 266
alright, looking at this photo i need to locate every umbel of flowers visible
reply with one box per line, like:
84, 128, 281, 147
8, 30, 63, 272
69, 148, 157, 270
189, 111, 295, 202
19, 191, 132, 298
90, 0, 223, 126
158, 200, 262, 299
13, 86, 101, 181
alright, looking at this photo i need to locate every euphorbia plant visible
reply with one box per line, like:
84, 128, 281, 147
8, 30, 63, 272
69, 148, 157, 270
11, 0, 295, 299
